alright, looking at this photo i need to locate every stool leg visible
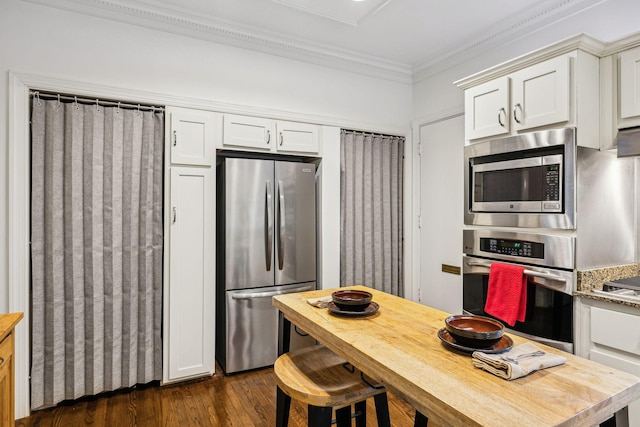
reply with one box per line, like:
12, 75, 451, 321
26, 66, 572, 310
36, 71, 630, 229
308, 405, 333, 427
414, 410, 429, 427
354, 400, 367, 427
335, 405, 352, 427
276, 386, 291, 427
373, 393, 391, 427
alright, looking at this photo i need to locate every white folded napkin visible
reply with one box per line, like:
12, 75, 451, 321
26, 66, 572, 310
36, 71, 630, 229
306, 296, 333, 308
472, 342, 567, 380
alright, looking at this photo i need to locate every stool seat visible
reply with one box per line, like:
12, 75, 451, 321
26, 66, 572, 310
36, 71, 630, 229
274, 344, 390, 427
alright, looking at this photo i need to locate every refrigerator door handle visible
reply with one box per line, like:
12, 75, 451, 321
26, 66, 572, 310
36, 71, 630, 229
265, 180, 273, 271
277, 180, 286, 270
231, 285, 314, 300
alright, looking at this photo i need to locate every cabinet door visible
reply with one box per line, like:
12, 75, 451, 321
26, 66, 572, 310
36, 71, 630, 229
464, 77, 510, 140
168, 167, 215, 380
223, 114, 275, 151
169, 108, 215, 166
619, 46, 640, 120
511, 55, 570, 131
275, 121, 320, 154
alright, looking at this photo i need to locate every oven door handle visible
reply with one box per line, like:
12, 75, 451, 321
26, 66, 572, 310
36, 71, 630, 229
465, 260, 567, 283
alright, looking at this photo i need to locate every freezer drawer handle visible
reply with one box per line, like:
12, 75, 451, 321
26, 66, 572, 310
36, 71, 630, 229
230, 285, 314, 300
465, 260, 566, 283
265, 181, 273, 271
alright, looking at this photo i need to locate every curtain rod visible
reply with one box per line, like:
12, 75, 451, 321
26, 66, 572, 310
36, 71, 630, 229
341, 128, 405, 139
30, 91, 165, 113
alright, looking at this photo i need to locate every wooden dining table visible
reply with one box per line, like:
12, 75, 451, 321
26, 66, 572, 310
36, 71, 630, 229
273, 286, 640, 427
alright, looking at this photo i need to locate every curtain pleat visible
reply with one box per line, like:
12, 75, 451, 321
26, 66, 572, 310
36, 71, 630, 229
340, 131, 404, 296
30, 99, 164, 410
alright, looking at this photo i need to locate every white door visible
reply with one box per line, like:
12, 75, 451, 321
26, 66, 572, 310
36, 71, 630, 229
222, 114, 275, 151
511, 55, 570, 131
169, 107, 215, 166
464, 77, 510, 140
275, 120, 320, 154
418, 115, 464, 314
167, 166, 215, 381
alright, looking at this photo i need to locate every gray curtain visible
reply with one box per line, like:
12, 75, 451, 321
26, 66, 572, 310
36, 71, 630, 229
30, 98, 164, 409
340, 130, 404, 296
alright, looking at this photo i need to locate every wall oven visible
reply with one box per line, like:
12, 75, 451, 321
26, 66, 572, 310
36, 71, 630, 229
464, 127, 576, 229
462, 229, 575, 353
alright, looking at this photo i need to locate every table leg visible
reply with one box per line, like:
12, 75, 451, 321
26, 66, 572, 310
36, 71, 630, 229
278, 310, 291, 356
414, 410, 429, 427
613, 406, 629, 427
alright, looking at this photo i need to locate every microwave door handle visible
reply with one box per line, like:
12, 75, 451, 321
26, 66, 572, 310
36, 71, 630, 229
465, 260, 566, 283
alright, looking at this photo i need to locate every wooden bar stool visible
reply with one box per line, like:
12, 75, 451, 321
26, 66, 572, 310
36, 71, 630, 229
274, 344, 391, 427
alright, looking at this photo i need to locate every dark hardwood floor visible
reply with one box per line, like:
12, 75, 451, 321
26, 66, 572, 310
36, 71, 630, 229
16, 363, 423, 426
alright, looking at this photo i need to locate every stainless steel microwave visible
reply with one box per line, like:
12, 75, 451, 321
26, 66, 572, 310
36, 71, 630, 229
464, 127, 577, 229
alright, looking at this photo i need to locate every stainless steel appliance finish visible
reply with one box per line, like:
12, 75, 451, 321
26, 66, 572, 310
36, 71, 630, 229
216, 157, 317, 374
462, 229, 576, 353
592, 276, 640, 302
465, 128, 635, 248
465, 127, 576, 229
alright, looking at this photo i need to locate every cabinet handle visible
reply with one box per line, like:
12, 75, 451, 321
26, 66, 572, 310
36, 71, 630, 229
279, 132, 284, 146
173, 130, 177, 147
266, 130, 271, 145
497, 108, 506, 128
513, 103, 523, 124
172, 207, 177, 224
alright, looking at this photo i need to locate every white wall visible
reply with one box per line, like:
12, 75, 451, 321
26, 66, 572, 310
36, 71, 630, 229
0, 0, 412, 313
412, 0, 640, 310
1, 0, 412, 418
413, 0, 640, 121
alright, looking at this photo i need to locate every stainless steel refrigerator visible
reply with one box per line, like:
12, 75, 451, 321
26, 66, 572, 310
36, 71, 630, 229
215, 157, 317, 374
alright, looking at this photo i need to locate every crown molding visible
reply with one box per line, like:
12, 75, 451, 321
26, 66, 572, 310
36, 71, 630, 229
22, 0, 613, 87
22, 0, 413, 84
412, 0, 607, 84
601, 31, 640, 56
453, 33, 606, 89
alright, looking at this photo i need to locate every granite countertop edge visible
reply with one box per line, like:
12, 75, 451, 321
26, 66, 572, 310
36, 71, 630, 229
576, 263, 640, 308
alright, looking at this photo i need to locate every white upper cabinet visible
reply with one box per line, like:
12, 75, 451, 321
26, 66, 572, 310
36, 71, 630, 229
463, 55, 571, 142
464, 77, 510, 140
275, 120, 320, 154
457, 37, 600, 148
619, 45, 640, 120
222, 114, 275, 151
222, 114, 320, 155
169, 107, 216, 166
511, 55, 570, 132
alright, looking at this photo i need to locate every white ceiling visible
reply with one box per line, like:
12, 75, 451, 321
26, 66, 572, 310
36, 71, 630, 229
28, 0, 608, 81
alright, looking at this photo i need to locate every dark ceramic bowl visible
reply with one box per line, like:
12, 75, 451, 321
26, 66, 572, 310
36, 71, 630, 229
444, 315, 504, 348
332, 290, 373, 312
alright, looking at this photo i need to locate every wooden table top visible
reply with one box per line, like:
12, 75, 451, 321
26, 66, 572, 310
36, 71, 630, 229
273, 286, 640, 427
0, 312, 23, 342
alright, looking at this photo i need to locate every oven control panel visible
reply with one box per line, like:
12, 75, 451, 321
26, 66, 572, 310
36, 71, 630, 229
479, 237, 544, 259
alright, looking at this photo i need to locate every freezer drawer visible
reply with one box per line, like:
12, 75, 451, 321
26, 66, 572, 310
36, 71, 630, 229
219, 283, 316, 374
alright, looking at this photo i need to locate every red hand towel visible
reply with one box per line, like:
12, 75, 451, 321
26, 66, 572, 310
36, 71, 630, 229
484, 262, 527, 327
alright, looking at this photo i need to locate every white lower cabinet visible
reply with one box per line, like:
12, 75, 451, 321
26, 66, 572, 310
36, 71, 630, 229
166, 166, 215, 381
576, 298, 640, 426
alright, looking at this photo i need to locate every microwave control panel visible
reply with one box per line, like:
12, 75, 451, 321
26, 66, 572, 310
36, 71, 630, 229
480, 238, 544, 259
544, 164, 561, 202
